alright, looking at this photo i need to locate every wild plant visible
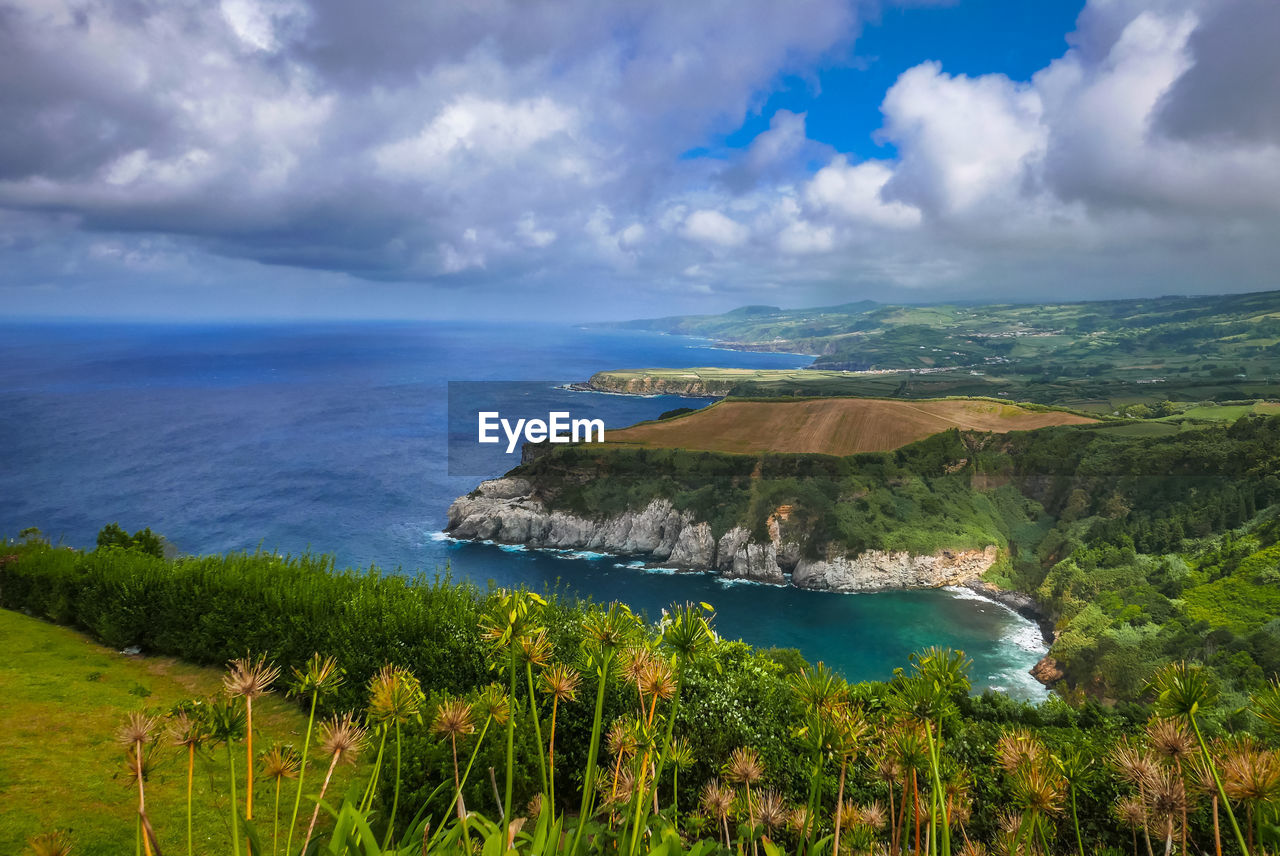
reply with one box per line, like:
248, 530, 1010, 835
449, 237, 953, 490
224, 653, 281, 854
284, 653, 344, 856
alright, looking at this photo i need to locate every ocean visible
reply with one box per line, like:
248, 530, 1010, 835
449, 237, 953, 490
0, 320, 1048, 699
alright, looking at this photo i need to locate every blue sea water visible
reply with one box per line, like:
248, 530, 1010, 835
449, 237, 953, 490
0, 321, 1047, 698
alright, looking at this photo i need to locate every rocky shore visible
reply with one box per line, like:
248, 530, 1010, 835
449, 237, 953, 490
445, 477, 1001, 592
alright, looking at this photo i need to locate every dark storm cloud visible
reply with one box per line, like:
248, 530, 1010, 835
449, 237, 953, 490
1155, 0, 1280, 145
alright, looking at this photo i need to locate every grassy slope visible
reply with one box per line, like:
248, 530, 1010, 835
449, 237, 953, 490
606, 397, 1095, 455
0, 608, 365, 855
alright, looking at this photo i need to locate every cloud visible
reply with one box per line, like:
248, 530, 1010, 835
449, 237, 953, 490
806, 157, 921, 228
683, 209, 750, 248
2, 0, 1280, 318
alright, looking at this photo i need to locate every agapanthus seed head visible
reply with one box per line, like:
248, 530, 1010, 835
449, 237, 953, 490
700, 778, 733, 819
995, 727, 1045, 773
539, 663, 581, 703
475, 683, 510, 726
723, 746, 764, 786
289, 653, 344, 698
431, 698, 477, 740
1146, 718, 1196, 764
259, 743, 301, 782
224, 653, 281, 701
168, 711, 207, 749
319, 712, 368, 765
117, 711, 160, 749
756, 790, 787, 831
367, 664, 424, 725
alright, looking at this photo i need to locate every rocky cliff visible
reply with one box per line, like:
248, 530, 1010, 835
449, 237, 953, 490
446, 478, 999, 592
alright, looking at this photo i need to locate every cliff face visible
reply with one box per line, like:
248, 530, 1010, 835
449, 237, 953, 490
446, 478, 998, 591
585, 373, 733, 397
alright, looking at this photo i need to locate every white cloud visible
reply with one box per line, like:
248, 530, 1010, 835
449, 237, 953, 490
683, 209, 749, 248
806, 157, 922, 228
373, 96, 575, 179
879, 62, 1047, 217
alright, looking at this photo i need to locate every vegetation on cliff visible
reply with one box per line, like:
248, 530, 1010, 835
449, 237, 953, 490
511, 413, 1280, 704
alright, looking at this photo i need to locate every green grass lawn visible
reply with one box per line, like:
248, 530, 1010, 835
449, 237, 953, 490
0, 608, 367, 855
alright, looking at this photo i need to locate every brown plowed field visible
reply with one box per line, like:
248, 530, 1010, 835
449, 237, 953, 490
606, 398, 1095, 455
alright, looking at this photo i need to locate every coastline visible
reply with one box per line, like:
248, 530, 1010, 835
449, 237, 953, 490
963, 579, 1055, 645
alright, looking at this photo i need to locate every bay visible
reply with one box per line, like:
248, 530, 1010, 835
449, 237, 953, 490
0, 320, 1047, 698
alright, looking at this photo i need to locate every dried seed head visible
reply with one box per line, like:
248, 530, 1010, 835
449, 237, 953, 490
1111, 737, 1159, 787
259, 744, 301, 782
319, 712, 368, 766
859, 800, 887, 831
723, 746, 764, 786
756, 790, 787, 831
1143, 765, 1189, 823
224, 654, 281, 701
168, 711, 207, 749
995, 728, 1044, 773
1114, 795, 1147, 830
1222, 744, 1280, 804
1146, 719, 1196, 764
700, 778, 733, 819
117, 711, 160, 750
431, 698, 477, 740
638, 658, 676, 701
539, 663, 581, 703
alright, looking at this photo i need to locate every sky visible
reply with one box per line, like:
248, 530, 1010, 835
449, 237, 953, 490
2, 0, 1279, 321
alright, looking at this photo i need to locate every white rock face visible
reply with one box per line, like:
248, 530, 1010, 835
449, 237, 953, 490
791, 546, 1000, 591
446, 479, 999, 590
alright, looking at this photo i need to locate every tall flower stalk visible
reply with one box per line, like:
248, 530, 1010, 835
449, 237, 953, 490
224, 654, 281, 855
539, 663, 581, 816
207, 697, 248, 856
284, 654, 344, 856
118, 712, 161, 856
169, 710, 209, 856
259, 744, 299, 856
1147, 662, 1251, 856
364, 663, 424, 847
301, 712, 368, 853
571, 602, 639, 855
479, 589, 546, 844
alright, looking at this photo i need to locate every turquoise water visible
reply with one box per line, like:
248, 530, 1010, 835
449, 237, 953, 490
0, 321, 1048, 698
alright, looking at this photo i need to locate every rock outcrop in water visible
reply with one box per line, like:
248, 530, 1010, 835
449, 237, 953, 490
445, 478, 998, 591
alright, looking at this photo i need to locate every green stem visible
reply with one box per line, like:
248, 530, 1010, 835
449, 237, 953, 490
548, 699, 559, 818
228, 743, 243, 856
285, 692, 318, 856
526, 662, 550, 797
361, 725, 388, 813
273, 779, 281, 856
925, 720, 949, 856
382, 720, 403, 850
571, 651, 614, 856
187, 744, 195, 856
1071, 785, 1084, 856
1191, 714, 1251, 856
504, 644, 517, 841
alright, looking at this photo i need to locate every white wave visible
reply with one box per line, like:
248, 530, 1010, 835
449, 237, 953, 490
428, 530, 458, 543
715, 576, 788, 589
